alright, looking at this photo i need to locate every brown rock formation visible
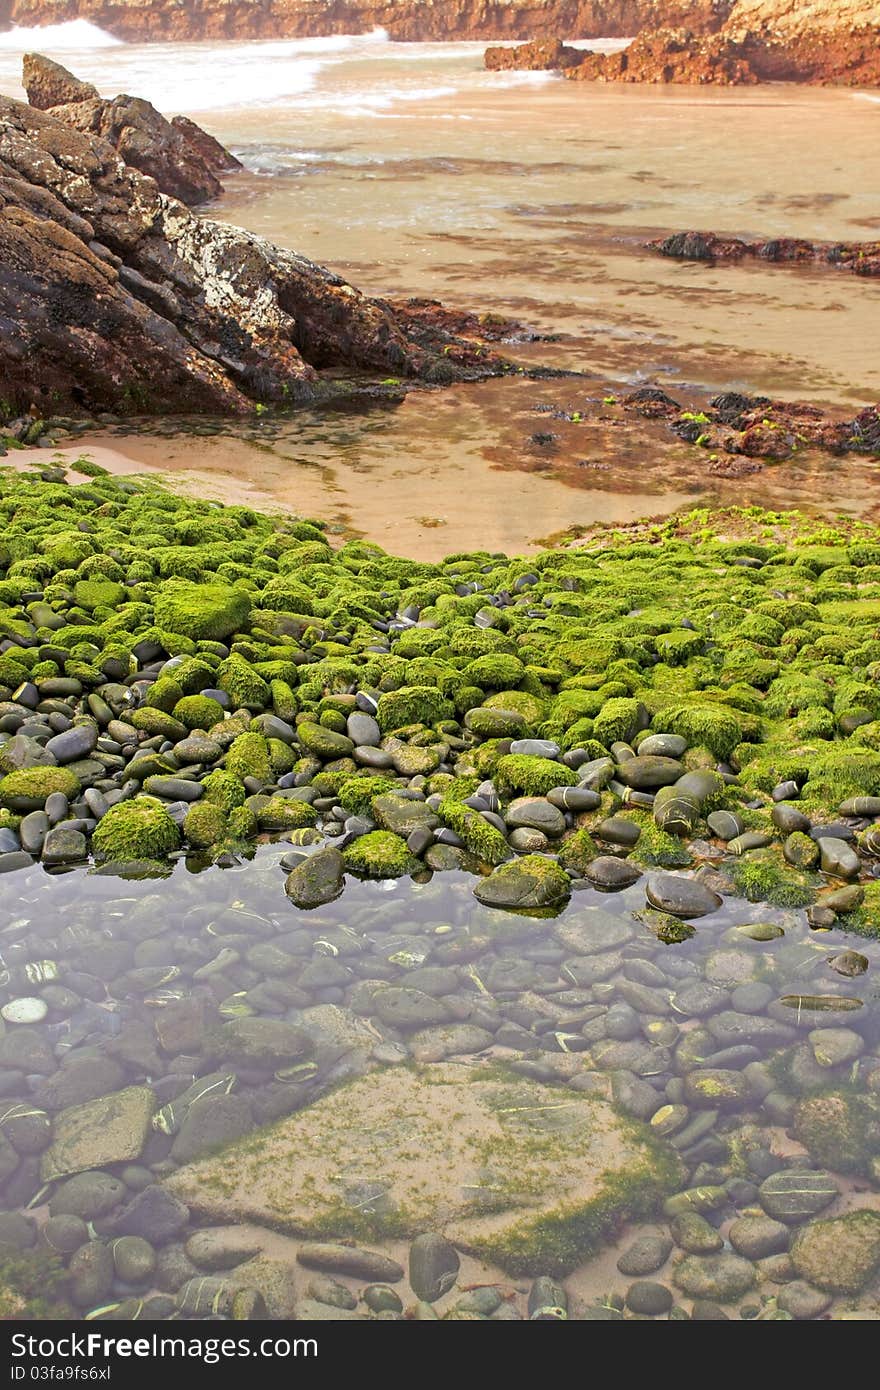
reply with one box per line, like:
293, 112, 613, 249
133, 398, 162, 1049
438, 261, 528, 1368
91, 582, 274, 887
0, 94, 507, 421
623, 388, 880, 461
485, 37, 583, 69
651, 230, 880, 277
0, 1, 735, 44
170, 115, 242, 176
21, 52, 97, 107
22, 54, 239, 205
486, 0, 880, 84
567, 24, 756, 81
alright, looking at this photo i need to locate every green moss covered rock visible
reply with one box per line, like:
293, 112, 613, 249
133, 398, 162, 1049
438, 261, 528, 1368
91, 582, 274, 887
92, 797, 181, 861
153, 582, 252, 642
0, 766, 80, 810
343, 831, 418, 879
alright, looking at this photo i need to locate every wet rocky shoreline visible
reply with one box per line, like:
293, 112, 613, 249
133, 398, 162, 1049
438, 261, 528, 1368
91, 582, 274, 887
0, 466, 877, 1317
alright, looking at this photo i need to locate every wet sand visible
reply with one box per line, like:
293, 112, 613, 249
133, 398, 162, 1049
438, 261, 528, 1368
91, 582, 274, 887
18, 434, 692, 560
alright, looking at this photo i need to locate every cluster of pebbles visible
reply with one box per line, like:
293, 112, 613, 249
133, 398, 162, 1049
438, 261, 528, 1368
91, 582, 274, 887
0, 471, 878, 1318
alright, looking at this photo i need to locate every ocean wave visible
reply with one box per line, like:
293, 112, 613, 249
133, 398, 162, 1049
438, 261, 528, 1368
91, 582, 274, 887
0, 19, 122, 50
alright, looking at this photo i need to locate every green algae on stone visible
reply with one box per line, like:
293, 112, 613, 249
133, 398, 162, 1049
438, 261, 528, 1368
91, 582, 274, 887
495, 755, 577, 797
183, 801, 228, 849
0, 766, 80, 810
226, 733, 272, 785
790, 1210, 880, 1294
342, 831, 418, 879
153, 582, 252, 642
165, 1064, 681, 1276
438, 797, 511, 866
172, 694, 226, 731
92, 797, 181, 862
727, 849, 815, 909
201, 769, 247, 812
473, 854, 570, 912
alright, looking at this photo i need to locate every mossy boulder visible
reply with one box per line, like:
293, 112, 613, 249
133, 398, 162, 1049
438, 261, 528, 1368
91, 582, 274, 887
792, 1092, 880, 1175
216, 654, 270, 709
284, 846, 345, 909
172, 695, 226, 731
0, 766, 80, 811
342, 831, 418, 879
183, 801, 228, 849
130, 707, 188, 742
376, 687, 453, 733
473, 854, 571, 911
202, 768, 247, 811
495, 755, 577, 797
651, 702, 743, 761
92, 796, 181, 862
439, 798, 511, 866
73, 579, 126, 612
153, 582, 252, 642
256, 797, 317, 831
791, 1211, 880, 1294
226, 733, 271, 784
463, 707, 527, 738
296, 722, 355, 760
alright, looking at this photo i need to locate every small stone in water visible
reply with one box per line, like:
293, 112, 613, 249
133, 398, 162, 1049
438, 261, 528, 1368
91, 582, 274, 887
1, 997, 48, 1024
827, 950, 868, 977
735, 921, 784, 941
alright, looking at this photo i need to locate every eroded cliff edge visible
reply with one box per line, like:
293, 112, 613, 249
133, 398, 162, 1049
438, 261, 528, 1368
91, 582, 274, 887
0, 0, 733, 43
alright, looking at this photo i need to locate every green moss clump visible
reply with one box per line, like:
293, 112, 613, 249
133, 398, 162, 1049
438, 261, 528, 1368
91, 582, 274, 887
439, 797, 511, 866
184, 800, 228, 849
173, 694, 225, 731
202, 768, 247, 811
627, 815, 693, 868
338, 775, 395, 817
226, 732, 272, 784
0, 766, 80, 809
92, 796, 181, 861
376, 686, 454, 733
653, 629, 704, 664
462, 653, 525, 689
217, 653, 270, 709
483, 689, 546, 723
495, 754, 577, 797
651, 702, 743, 760
846, 881, 880, 939
130, 707, 188, 741
477, 1132, 683, 1277
593, 697, 646, 747
557, 829, 598, 876
153, 581, 252, 641
343, 830, 418, 878
270, 679, 298, 722
464, 706, 527, 738
256, 796, 318, 831
728, 849, 815, 908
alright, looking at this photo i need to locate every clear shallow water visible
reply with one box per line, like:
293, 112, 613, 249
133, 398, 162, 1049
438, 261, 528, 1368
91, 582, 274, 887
2, 840, 880, 1317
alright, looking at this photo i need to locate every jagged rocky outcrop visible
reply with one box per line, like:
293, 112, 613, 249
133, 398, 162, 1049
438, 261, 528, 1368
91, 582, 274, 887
485, 36, 584, 69
0, 94, 508, 421
651, 231, 880, 277
486, 0, 880, 84
22, 54, 240, 205
0, 1, 734, 43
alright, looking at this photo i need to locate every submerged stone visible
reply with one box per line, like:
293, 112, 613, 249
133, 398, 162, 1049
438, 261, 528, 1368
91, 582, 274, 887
167, 1063, 681, 1275
42, 1086, 156, 1181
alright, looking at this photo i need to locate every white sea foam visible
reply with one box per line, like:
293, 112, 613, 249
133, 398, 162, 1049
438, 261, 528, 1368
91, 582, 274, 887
0, 19, 122, 50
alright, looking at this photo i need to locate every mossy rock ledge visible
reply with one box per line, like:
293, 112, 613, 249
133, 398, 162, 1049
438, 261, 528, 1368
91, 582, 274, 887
166, 1063, 681, 1276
